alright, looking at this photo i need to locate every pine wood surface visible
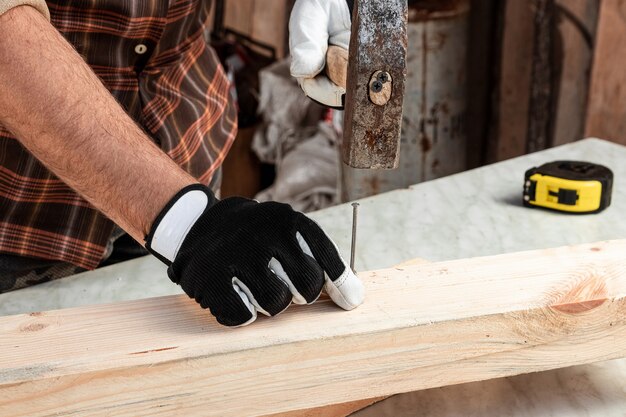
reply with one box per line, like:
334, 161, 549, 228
2, 241, 626, 416
266, 257, 431, 417
265, 397, 386, 417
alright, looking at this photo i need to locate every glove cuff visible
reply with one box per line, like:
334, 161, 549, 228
299, 75, 346, 109
145, 184, 217, 265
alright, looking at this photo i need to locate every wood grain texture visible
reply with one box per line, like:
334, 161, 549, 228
487, 0, 599, 160
220, 126, 261, 198
250, 0, 291, 58
526, 0, 555, 153
223, 0, 291, 58
585, 0, 626, 144
223, 0, 254, 35
265, 397, 386, 417
326, 45, 348, 89
2, 241, 626, 417
264, 257, 432, 417
487, 0, 535, 162
552, 0, 598, 146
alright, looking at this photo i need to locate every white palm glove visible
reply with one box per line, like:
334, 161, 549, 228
146, 185, 365, 327
289, 0, 352, 108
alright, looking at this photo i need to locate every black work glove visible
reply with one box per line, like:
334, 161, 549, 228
146, 184, 364, 327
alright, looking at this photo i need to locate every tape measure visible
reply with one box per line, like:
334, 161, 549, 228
523, 161, 613, 214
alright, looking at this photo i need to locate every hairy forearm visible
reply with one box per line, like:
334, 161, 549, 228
0, 6, 197, 243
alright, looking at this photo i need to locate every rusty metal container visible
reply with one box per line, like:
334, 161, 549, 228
341, 0, 469, 201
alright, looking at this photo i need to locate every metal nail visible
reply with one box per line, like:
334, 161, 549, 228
350, 202, 360, 273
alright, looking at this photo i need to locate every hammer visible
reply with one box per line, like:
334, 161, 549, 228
326, 0, 408, 170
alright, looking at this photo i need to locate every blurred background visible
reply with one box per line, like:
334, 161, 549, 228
208, 0, 620, 208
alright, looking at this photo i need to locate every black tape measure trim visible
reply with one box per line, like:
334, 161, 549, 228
548, 188, 578, 205
523, 161, 614, 214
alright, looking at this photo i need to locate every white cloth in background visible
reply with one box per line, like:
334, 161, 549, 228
253, 59, 340, 212
253, 59, 324, 164
256, 122, 339, 212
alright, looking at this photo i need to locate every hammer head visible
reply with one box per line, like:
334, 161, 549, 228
342, 0, 408, 169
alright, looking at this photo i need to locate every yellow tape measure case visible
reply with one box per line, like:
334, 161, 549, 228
523, 161, 613, 214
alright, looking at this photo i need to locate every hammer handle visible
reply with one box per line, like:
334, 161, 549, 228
325, 45, 348, 89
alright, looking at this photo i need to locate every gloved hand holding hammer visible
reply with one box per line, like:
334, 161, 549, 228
289, 0, 353, 108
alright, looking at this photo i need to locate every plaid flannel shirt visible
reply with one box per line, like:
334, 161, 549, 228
0, 0, 237, 269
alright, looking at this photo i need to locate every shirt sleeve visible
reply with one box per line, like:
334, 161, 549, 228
0, 0, 50, 21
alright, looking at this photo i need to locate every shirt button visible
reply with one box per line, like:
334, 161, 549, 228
135, 44, 148, 55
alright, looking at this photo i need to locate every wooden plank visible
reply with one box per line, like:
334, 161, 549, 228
265, 397, 386, 417
585, 0, 626, 144
265, 257, 432, 417
487, 0, 535, 162
466, 0, 497, 168
552, 0, 598, 146
526, 0, 555, 153
487, 0, 599, 160
223, 0, 254, 36
250, 0, 291, 58
2, 241, 626, 417
222, 0, 291, 58
220, 126, 261, 198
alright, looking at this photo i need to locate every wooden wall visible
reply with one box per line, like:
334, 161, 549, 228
486, 0, 600, 163
485, 0, 536, 162
213, 0, 293, 198
221, 0, 294, 58
585, 0, 626, 144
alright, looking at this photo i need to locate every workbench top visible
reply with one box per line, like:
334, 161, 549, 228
1, 138, 625, 416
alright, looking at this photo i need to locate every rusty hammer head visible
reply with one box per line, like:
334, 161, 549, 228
340, 0, 408, 170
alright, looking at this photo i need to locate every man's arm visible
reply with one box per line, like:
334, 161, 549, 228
0, 4, 364, 327
0, 5, 196, 242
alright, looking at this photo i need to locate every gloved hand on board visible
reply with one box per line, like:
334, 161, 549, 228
146, 184, 364, 327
